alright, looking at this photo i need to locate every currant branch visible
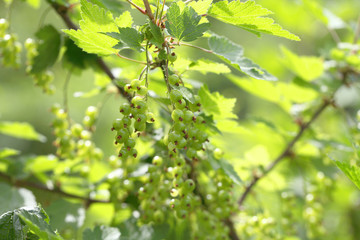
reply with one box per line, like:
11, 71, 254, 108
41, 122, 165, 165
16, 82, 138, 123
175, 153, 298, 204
237, 72, 350, 208
50, 2, 132, 102
0, 172, 109, 205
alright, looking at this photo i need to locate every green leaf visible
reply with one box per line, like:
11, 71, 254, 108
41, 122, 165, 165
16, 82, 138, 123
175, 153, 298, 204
18, 207, 63, 240
30, 25, 61, 74
281, 46, 324, 81
63, 37, 98, 70
0, 121, 46, 142
0, 210, 26, 239
25, 155, 59, 174
189, 59, 231, 75
188, 0, 213, 15
89, 0, 124, 16
198, 85, 237, 121
172, 85, 195, 103
208, 0, 300, 41
83, 226, 121, 240
0, 148, 20, 158
106, 27, 144, 52
149, 21, 164, 48
25, 0, 40, 8
208, 34, 276, 80
63, 0, 119, 55
165, 3, 210, 42
335, 161, 360, 189
115, 11, 133, 28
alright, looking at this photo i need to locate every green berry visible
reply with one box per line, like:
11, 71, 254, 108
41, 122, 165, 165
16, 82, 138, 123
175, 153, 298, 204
169, 52, 177, 63
169, 74, 180, 85
152, 156, 163, 166
170, 90, 182, 102
131, 79, 142, 88
172, 109, 184, 122
146, 112, 155, 123
120, 103, 131, 115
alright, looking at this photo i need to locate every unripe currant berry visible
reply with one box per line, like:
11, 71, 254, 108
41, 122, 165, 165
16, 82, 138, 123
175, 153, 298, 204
169, 52, 177, 63
170, 188, 179, 197
173, 122, 186, 133
169, 131, 182, 143
116, 128, 129, 143
153, 210, 165, 223
169, 74, 180, 86
330, 48, 345, 61
213, 148, 223, 159
121, 117, 131, 128
170, 198, 180, 209
183, 110, 194, 123
172, 178, 184, 188
137, 86, 148, 96
112, 118, 122, 131
134, 121, 146, 132
152, 156, 163, 166
86, 106, 98, 119
176, 138, 187, 149
170, 90, 182, 103
146, 112, 155, 123
130, 79, 142, 89
119, 103, 131, 115
136, 113, 147, 124
171, 109, 184, 122
125, 138, 136, 149
175, 157, 185, 166
175, 99, 186, 110
186, 148, 197, 159
176, 209, 188, 219
80, 130, 92, 140
71, 123, 83, 137
124, 83, 133, 93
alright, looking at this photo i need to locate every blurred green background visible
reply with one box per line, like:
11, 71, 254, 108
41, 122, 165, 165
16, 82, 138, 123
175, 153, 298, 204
1, 0, 360, 239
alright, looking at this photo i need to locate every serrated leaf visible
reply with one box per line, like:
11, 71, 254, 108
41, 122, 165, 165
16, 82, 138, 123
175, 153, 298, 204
165, 3, 210, 42
281, 46, 324, 81
82, 226, 121, 240
0, 121, 46, 142
31, 25, 61, 74
335, 161, 360, 189
149, 21, 164, 48
115, 11, 133, 28
63, 0, 119, 55
188, 0, 212, 15
63, 37, 98, 70
113, 27, 144, 51
0, 148, 20, 158
198, 85, 237, 121
89, 0, 124, 15
18, 207, 62, 240
189, 59, 231, 75
208, 0, 300, 41
0, 211, 25, 239
208, 34, 276, 80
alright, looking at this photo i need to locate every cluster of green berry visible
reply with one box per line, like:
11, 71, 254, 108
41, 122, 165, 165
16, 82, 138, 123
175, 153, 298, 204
112, 79, 155, 161
303, 171, 334, 239
51, 104, 103, 168
24, 38, 55, 94
0, 18, 22, 68
192, 209, 230, 240
279, 192, 297, 236
137, 156, 170, 224
237, 212, 278, 240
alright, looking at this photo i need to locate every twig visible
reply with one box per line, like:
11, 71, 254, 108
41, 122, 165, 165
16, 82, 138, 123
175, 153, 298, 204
177, 42, 213, 54
49, 2, 131, 101
115, 53, 147, 65
142, 0, 155, 22
0, 172, 109, 204
353, 15, 360, 44
63, 67, 73, 118
126, 0, 147, 15
238, 76, 348, 207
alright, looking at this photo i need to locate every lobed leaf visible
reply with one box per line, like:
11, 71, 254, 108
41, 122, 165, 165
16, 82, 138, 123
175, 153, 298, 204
63, 0, 119, 55
208, 0, 300, 41
166, 3, 210, 42
281, 46, 324, 82
208, 34, 276, 80
0, 121, 46, 142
